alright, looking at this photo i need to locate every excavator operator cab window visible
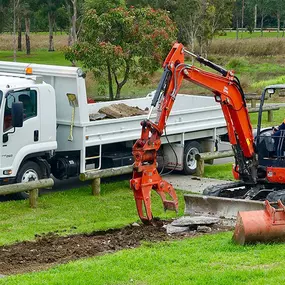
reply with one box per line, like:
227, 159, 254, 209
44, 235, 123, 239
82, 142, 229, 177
256, 86, 285, 166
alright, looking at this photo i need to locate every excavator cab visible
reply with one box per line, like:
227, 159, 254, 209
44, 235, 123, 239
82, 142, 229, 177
255, 85, 285, 179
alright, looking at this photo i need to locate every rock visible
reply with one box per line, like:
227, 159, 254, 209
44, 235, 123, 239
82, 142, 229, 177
197, 226, 212, 233
166, 224, 190, 234
0, 275, 5, 278
171, 216, 220, 227
131, 222, 140, 227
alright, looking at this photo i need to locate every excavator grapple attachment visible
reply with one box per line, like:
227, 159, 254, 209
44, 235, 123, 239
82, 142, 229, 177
130, 168, 178, 224
233, 200, 285, 245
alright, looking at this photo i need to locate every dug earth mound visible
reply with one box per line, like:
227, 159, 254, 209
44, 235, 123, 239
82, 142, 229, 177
0, 220, 232, 275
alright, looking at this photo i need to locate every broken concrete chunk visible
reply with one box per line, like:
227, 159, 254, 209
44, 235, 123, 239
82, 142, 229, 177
99, 103, 147, 119
89, 113, 106, 121
166, 224, 190, 234
171, 216, 220, 227
197, 226, 212, 233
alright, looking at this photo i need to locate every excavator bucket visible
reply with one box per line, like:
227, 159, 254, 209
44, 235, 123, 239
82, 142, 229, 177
233, 200, 285, 245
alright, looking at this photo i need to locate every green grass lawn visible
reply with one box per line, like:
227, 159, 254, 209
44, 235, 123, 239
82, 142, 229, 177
0, 50, 71, 66
217, 30, 285, 39
2, 231, 285, 285
0, 180, 187, 246
0, 163, 234, 247
204, 163, 233, 181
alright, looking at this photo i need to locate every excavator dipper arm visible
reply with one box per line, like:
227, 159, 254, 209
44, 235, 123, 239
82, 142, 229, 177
130, 43, 257, 223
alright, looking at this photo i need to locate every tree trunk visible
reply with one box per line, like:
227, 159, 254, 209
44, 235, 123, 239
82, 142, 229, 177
71, 0, 77, 44
25, 16, 30, 55
241, 0, 244, 35
114, 60, 130, 100
261, 15, 264, 37
17, 15, 22, 51
48, 12, 55, 52
68, 28, 72, 46
236, 19, 239, 40
283, 20, 285, 38
107, 62, 114, 100
254, 4, 257, 31
13, 0, 19, 62
277, 13, 280, 38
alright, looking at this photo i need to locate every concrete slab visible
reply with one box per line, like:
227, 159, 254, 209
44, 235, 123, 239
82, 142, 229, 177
166, 224, 190, 234
171, 216, 220, 227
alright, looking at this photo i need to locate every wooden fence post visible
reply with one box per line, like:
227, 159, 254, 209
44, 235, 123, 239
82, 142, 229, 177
196, 159, 205, 177
92, 178, 101, 196
29, 188, 38, 208
268, 110, 273, 122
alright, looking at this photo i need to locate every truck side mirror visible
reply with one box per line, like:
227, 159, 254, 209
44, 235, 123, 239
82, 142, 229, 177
11, 102, 24, 128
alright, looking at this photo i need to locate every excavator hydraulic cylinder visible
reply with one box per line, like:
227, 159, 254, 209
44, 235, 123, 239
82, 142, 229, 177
233, 200, 285, 245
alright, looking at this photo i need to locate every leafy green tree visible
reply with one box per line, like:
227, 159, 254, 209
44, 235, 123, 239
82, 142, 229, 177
126, 0, 177, 11
174, 0, 202, 52
256, 0, 271, 36
37, 0, 65, 51
197, 0, 233, 55
0, 0, 11, 33
271, 0, 285, 37
84, 0, 125, 14
65, 6, 176, 100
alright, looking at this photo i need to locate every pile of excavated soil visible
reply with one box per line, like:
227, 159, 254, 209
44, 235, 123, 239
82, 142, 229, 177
0, 221, 231, 275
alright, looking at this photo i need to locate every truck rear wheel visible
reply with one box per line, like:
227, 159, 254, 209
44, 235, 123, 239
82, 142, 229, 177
183, 141, 202, 175
14, 161, 43, 199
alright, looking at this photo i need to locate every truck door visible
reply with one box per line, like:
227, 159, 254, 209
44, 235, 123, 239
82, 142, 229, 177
1, 89, 40, 175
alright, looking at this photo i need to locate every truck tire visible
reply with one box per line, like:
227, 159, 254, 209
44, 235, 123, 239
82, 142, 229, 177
183, 141, 202, 175
14, 161, 43, 199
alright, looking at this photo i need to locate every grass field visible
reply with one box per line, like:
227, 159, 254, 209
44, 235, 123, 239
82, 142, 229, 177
2, 232, 285, 285
0, 160, 234, 246
217, 30, 285, 39
0, 181, 187, 246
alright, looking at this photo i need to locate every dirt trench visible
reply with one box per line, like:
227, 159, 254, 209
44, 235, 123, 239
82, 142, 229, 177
0, 221, 231, 276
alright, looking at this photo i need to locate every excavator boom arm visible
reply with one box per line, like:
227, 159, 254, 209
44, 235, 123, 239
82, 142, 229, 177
130, 43, 257, 223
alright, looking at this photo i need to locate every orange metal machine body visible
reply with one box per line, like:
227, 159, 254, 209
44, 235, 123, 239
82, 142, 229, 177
130, 43, 257, 223
233, 200, 285, 244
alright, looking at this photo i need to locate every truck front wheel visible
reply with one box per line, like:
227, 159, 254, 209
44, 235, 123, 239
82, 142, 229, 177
14, 161, 43, 199
183, 141, 202, 175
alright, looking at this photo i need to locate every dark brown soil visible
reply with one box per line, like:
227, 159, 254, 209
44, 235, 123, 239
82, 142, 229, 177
0, 220, 230, 276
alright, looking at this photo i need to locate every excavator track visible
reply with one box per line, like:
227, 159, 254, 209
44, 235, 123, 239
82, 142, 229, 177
203, 181, 249, 199
203, 181, 285, 202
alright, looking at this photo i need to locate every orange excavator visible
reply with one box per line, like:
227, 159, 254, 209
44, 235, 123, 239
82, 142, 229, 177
130, 43, 285, 241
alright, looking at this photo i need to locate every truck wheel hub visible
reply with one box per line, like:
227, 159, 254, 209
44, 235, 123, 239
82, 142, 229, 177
186, 147, 199, 169
21, 169, 38, 182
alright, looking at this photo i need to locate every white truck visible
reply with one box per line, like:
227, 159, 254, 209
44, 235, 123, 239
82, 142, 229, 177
0, 61, 227, 197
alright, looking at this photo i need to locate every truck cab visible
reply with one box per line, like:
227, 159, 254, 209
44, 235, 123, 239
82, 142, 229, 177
0, 74, 57, 187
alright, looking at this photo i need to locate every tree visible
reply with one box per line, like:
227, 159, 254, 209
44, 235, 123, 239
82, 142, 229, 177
13, 0, 20, 62
257, 0, 271, 36
271, 0, 285, 37
38, 0, 65, 51
197, 0, 233, 55
84, 0, 125, 14
174, 0, 202, 52
65, 6, 177, 100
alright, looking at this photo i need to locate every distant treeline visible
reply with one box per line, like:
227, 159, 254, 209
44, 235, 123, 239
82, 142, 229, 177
1, 0, 284, 55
